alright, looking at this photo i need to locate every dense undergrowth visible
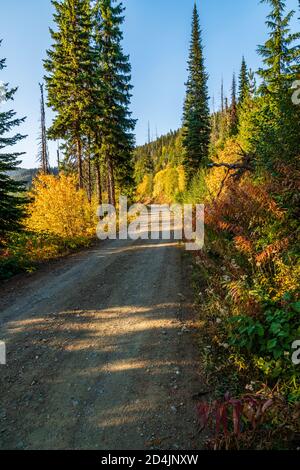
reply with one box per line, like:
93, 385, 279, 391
135, 134, 300, 449
190, 154, 300, 449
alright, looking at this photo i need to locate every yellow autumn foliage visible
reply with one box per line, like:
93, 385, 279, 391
26, 174, 97, 238
205, 139, 241, 200
177, 165, 186, 193
153, 165, 186, 203
136, 174, 153, 203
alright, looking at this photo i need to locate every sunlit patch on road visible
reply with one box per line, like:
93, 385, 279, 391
0, 341, 6, 365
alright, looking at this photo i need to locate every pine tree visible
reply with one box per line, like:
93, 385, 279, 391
44, 0, 94, 188
221, 78, 224, 113
238, 57, 249, 103
0, 43, 27, 237
37, 83, 50, 174
182, 3, 210, 177
94, 0, 136, 205
229, 73, 238, 136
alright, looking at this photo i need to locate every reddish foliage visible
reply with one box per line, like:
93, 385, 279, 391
197, 392, 281, 449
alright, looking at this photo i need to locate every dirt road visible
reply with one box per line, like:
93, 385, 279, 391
0, 235, 203, 450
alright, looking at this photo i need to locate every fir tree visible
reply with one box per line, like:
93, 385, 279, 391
94, 0, 136, 205
182, 3, 210, 177
0, 43, 27, 237
229, 73, 238, 136
221, 78, 224, 113
44, 0, 94, 188
258, 0, 300, 93
240, 0, 300, 166
238, 57, 249, 103
248, 69, 257, 97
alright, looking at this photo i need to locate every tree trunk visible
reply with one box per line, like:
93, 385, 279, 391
39, 83, 50, 175
87, 138, 92, 203
57, 142, 60, 175
76, 136, 83, 189
107, 157, 116, 206
96, 161, 103, 206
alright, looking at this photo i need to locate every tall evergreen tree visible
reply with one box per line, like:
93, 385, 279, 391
240, 0, 300, 166
258, 0, 300, 93
229, 73, 238, 135
238, 57, 250, 103
44, 0, 94, 188
0, 43, 27, 237
182, 3, 210, 177
94, 0, 136, 205
221, 78, 224, 113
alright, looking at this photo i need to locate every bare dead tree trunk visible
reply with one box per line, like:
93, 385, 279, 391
39, 83, 50, 174
57, 141, 60, 175
208, 145, 254, 181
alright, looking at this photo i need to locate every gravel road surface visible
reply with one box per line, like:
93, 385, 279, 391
0, 234, 203, 450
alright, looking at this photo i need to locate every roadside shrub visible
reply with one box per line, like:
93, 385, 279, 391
0, 231, 92, 280
197, 390, 300, 450
189, 145, 300, 448
26, 174, 97, 238
183, 169, 208, 204
203, 175, 300, 387
228, 299, 300, 382
0, 174, 98, 281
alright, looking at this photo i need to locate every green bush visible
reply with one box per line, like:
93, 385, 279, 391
228, 297, 300, 386
0, 231, 93, 281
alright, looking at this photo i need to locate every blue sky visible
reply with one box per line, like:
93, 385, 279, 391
0, 0, 299, 168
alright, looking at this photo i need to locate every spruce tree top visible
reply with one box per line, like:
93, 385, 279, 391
44, 0, 94, 139
258, 0, 300, 93
238, 57, 249, 103
94, 0, 136, 183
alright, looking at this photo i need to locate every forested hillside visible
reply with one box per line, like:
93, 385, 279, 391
6, 168, 37, 187
7, 168, 59, 188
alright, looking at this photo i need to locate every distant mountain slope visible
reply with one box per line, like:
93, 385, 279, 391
7, 168, 58, 188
